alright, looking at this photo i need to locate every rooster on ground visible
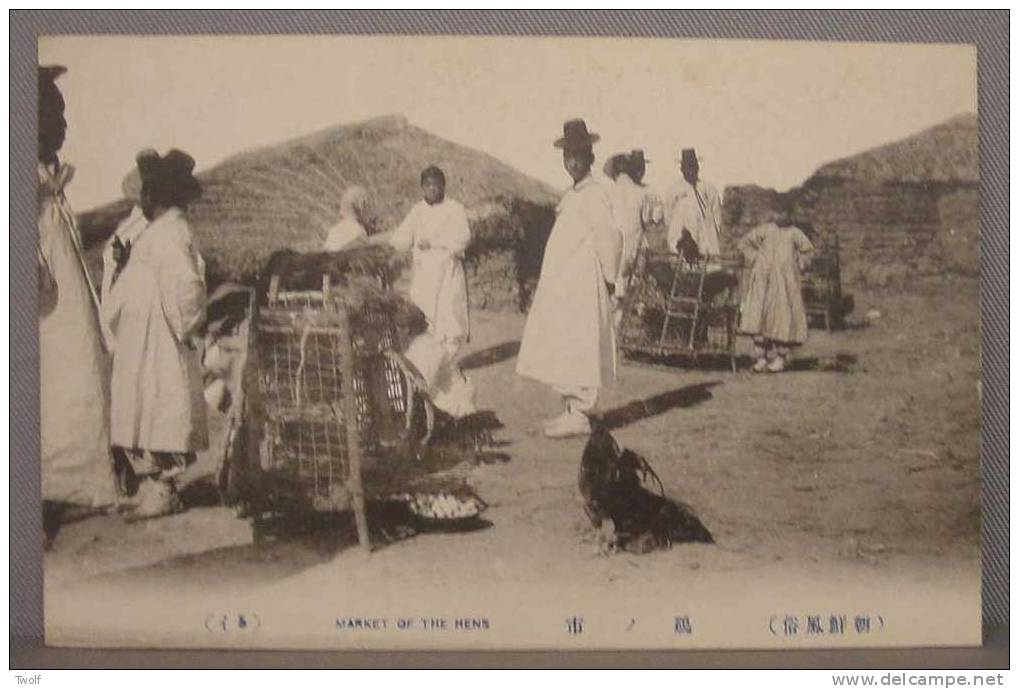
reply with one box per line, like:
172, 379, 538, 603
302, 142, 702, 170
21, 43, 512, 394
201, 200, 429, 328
579, 423, 713, 553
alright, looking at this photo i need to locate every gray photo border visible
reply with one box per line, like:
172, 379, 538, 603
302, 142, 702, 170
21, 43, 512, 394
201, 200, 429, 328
10, 10, 1008, 669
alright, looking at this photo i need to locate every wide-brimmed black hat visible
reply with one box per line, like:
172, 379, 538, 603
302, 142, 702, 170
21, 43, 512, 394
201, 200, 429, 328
554, 119, 600, 150
679, 148, 700, 168
137, 148, 203, 207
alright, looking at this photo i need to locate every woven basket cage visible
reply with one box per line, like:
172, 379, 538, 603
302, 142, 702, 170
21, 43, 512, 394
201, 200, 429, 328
802, 241, 842, 306
249, 288, 414, 508
618, 251, 739, 357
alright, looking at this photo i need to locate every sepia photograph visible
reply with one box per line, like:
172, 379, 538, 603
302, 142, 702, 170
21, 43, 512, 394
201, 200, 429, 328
35, 34, 981, 650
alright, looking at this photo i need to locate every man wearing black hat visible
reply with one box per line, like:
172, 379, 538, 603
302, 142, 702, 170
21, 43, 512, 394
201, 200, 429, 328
517, 119, 622, 439
665, 148, 723, 265
38, 65, 116, 539
102, 149, 208, 519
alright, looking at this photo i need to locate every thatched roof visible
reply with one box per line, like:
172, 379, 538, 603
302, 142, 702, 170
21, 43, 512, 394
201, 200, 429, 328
78, 114, 559, 283
811, 113, 978, 185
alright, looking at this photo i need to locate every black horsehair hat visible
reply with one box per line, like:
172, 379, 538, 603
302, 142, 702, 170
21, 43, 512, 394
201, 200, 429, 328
137, 149, 203, 207
680, 148, 700, 168
554, 119, 600, 150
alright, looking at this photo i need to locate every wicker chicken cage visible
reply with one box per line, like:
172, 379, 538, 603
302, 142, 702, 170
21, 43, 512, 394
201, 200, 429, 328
617, 250, 741, 372
221, 273, 436, 551
801, 234, 854, 331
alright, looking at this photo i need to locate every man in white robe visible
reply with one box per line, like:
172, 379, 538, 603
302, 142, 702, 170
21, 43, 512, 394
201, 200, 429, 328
102, 149, 208, 519
664, 148, 723, 265
37, 66, 116, 531
664, 148, 736, 305
516, 119, 622, 439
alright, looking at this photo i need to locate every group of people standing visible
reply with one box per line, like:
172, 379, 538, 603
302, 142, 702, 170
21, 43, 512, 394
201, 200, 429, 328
37, 61, 814, 541
39, 66, 211, 531
517, 119, 815, 438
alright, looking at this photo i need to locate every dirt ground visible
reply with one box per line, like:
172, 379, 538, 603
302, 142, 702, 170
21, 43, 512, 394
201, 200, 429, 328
43, 277, 982, 649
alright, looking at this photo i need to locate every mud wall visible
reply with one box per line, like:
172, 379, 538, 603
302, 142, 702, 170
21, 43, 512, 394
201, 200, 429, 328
723, 180, 980, 286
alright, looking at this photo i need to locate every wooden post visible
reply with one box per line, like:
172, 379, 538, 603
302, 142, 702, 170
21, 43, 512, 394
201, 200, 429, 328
337, 304, 371, 553
267, 275, 280, 306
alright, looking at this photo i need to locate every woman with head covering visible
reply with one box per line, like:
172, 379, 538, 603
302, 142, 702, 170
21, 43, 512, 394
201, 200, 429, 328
37, 65, 116, 543
323, 185, 371, 251
102, 149, 209, 519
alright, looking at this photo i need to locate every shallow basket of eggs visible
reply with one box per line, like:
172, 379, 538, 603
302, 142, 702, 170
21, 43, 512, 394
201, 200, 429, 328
385, 484, 488, 527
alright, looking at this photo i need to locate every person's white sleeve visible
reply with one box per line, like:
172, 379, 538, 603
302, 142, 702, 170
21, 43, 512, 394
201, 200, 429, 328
158, 223, 207, 345
322, 224, 341, 252
389, 203, 417, 251
444, 204, 472, 255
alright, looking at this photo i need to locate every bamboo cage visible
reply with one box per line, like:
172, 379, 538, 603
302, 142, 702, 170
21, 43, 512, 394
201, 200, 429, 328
232, 274, 433, 551
617, 250, 741, 371
801, 234, 854, 331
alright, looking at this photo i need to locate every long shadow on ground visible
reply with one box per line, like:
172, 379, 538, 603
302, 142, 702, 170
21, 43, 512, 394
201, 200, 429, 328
596, 382, 721, 431
459, 341, 520, 371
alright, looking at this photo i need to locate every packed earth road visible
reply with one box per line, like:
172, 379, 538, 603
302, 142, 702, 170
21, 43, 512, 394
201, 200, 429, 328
43, 278, 981, 648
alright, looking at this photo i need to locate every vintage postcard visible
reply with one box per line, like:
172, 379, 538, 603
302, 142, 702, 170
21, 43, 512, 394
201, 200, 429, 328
36, 35, 980, 650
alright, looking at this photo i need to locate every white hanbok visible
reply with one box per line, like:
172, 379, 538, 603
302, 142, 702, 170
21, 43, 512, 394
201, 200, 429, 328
516, 175, 621, 392
102, 208, 208, 453
390, 197, 471, 349
99, 205, 147, 348
38, 162, 115, 507
664, 177, 723, 262
323, 216, 368, 252
609, 174, 659, 292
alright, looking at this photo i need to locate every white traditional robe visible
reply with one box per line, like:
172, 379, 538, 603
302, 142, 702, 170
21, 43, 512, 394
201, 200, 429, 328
102, 208, 208, 453
323, 216, 368, 252
665, 178, 723, 260
610, 175, 660, 288
38, 162, 115, 507
738, 223, 814, 345
390, 197, 471, 347
99, 205, 147, 348
516, 175, 621, 390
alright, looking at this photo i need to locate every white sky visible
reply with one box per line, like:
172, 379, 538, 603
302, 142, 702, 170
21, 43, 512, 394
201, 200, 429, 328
39, 36, 977, 211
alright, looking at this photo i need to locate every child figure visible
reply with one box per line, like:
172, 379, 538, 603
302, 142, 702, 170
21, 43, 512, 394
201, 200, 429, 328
738, 209, 814, 373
